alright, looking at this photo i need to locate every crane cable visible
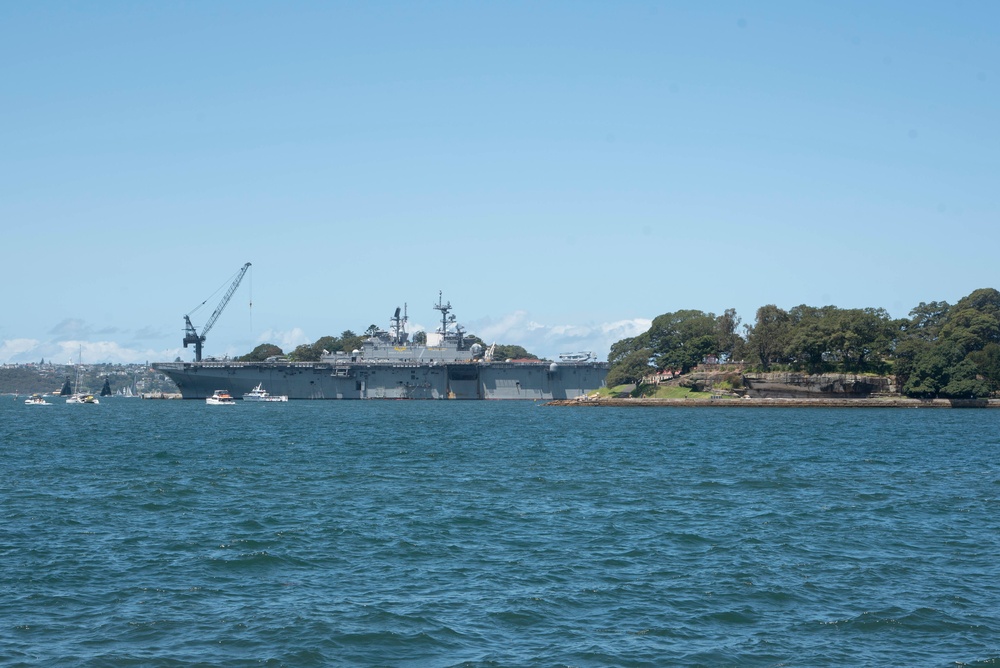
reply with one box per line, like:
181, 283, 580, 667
188, 266, 245, 318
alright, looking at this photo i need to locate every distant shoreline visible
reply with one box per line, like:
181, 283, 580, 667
547, 397, 1000, 408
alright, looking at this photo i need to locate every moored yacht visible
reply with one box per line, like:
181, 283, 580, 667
206, 390, 236, 405
242, 383, 288, 402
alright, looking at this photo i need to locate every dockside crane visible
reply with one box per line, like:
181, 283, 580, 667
183, 262, 252, 362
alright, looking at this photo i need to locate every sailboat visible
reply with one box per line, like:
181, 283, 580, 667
118, 375, 139, 398
66, 347, 99, 404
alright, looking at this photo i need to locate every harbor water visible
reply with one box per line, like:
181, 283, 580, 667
2, 399, 999, 666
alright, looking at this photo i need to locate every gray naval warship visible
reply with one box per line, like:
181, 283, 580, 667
153, 294, 608, 400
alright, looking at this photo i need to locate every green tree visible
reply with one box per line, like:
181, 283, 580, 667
493, 345, 537, 361
314, 336, 341, 355
715, 308, 742, 361
901, 341, 961, 397
605, 348, 653, 387
939, 288, 1000, 353
900, 288, 1000, 398
968, 343, 1000, 394
832, 307, 897, 373
608, 335, 649, 367
785, 305, 835, 373
340, 330, 364, 353
606, 334, 652, 386
288, 343, 317, 361
287, 335, 347, 362
745, 305, 790, 371
646, 309, 718, 373
892, 337, 929, 391
904, 301, 950, 341
940, 357, 991, 398
238, 343, 284, 362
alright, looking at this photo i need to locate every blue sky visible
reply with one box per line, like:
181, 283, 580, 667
2, 2, 997, 364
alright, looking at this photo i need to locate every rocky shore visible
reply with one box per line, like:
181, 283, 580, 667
548, 396, 1000, 408
550, 370, 1000, 407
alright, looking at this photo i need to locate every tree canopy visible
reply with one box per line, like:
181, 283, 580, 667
603, 308, 742, 384
237, 344, 284, 362
895, 288, 1000, 398
284, 330, 366, 362
604, 287, 1000, 398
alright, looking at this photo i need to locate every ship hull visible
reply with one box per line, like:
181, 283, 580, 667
152, 360, 607, 400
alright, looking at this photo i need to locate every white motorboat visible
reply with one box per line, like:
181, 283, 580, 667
206, 390, 237, 405
242, 383, 288, 402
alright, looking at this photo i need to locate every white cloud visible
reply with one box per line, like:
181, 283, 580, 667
473, 310, 534, 342
0, 338, 42, 362
255, 328, 309, 352
468, 312, 652, 361
2, 337, 184, 365
600, 318, 654, 339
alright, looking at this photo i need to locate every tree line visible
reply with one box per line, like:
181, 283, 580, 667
237, 331, 538, 364
606, 287, 1000, 399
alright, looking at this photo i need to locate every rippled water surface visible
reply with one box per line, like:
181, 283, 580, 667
2, 399, 1000, 666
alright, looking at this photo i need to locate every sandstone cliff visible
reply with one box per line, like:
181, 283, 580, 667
679, 370, 895, 398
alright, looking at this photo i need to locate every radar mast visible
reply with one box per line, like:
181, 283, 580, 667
434, 291, 452, 336
433, 291, 465, 348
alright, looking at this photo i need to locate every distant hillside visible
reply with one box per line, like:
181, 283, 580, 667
0, 363, 178, 396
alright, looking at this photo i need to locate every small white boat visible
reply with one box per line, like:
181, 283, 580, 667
242, 383, 288, 402
206, 390, 237, 405
25, 394, 51, 406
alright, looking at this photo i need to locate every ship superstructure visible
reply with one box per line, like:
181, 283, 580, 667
153, 294, 607, 400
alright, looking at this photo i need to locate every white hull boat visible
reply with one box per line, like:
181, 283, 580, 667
242, 383, 288, 402
206, 390, 237, 405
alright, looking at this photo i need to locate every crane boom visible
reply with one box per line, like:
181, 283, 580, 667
183, 262, 252, 361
